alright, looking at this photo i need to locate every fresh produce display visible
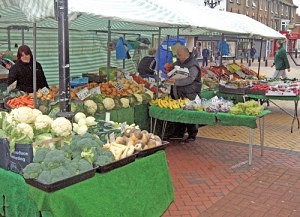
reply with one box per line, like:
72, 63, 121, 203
229, 100, 264, 116
248, 84, 269, 92
103, 127, 163, 160
266, 82, 300, 96
6, 95, 34, 108
150, 96, 189, 109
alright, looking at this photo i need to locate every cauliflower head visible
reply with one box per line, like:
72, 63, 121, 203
133, 93, 143, 104
34, 115, 53, 134
83, 100, 97, 115
16, 123, 34, 139
74, 112, 86, 123
10, 107, 36, 124
51, 117, 72, 137
85, 116, 97, 126
103, 98, 115, 110
120, 98, 130, 108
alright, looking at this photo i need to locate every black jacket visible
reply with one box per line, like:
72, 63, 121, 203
137, 56, 156, 75
8, 60, 49, 93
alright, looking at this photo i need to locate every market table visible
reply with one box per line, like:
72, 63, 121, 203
149, 106, 271, 165
245, 94, 300, 133
0, 151, 173, 217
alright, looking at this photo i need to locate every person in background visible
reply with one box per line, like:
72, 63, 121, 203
168, 45, 201, 142
137, 48, 156, 77
8, 45, 49, 93
192, 46, 199, 58
250, 47, 256, 60
271, 40, 290, 79
202, 46, 210, 67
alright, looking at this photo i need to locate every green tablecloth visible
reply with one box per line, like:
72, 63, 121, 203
216, 110, 271, 129
0, 151, 174, 217
149, 106, 271, 129
134, 103, 150, 131
95, 107, 135, 124
247, 94, 300, 101
149, 106, 216, 126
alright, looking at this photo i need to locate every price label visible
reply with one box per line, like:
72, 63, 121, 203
89, 86, 101, 95
195, 95, 202, 104
105, 112, 111, 122
125, 75, 133, 81
229, 74, 234, 80
41, 87, 50, 95
112, 81, 124, 91
76, 88, 91, 101
149, 78, 156, 83
120, 122, 127, 133
7, 81, 17, 93
109, 132, 115, 143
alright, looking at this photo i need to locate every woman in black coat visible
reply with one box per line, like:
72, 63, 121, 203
7, 45, 49, 93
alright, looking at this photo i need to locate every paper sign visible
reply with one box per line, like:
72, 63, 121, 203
120, 122, 127, 134
229, 74, 234, 80
112, 81, 124, 91
41, 87, 50, 95
125, 75, 133, 81
89, 86, 101, 95
195, 95, 202, 104
76, 88, 91, 101
109, 132, 115, 143
7, 81, 17, 93
105, 112, 111, 122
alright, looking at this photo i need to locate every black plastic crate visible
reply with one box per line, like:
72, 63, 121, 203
25, 168, 96, 193
219, 85, 247, 95
136, 141, 169, 158
0, 138, 10, 170
96, 154, 136, 173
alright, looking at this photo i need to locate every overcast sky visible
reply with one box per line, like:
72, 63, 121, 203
295, 0, 300, 14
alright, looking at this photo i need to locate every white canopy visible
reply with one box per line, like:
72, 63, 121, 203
0, 0, 285, 39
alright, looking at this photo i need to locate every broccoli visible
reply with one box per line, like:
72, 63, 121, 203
33, 147, 50, 163
23, 163, 42, 179
37, 170, 52, 184
81, 147, 96, 164
50, 167, 73, 183
77, 159, 93, 173
95, 155, 114, 166
43, 149, 67, 170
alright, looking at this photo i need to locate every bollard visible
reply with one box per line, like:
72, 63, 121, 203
233, 58, 235, 64
263, 56, 266, 61
265, 59, 268, 67
240, 58, 243, 64
296, 49, 298, 58
252, 58, 254, 63
248, 60, 251, 67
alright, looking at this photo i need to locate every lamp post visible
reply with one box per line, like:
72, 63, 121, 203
204, 0, 221, 8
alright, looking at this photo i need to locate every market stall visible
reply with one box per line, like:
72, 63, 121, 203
149, 105, 271, 165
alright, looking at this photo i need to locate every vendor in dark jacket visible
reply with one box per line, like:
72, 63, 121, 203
137, 48, 156, 77
168, 46, 201, 142
7, 45, 49, 93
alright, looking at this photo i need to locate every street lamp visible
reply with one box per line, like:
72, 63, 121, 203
204, 0, 221, 8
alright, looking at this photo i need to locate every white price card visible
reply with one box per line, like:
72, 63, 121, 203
125, 75, 133, 81
109, 132, 115, 143
41, 87, 50, 95
195, 95, 202, 104
105, 112, 111, 122
89, 86, 101, 95
120, 122, 127, 133
112, 81, 124, 91
76, 88, 91, 101
7, 81, 17, 93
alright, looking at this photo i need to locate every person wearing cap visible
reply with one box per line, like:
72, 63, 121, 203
271, 40, 290, 79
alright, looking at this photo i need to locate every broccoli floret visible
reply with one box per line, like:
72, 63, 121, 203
50, 167, 72, 183
23, 163, 42, 179
43, 149, 67, 170
77, 159, 93, 174
95, 155, 114, 166
37, 170, 52, 184
61, 144, 73, 159
33, 147, 50, 163
64, 161, 79, 176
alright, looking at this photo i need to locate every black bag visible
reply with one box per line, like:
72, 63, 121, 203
10, 143, 33, 174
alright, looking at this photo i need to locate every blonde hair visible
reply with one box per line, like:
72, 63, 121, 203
148, 48, 156, 56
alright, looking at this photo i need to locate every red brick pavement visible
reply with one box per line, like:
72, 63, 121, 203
162, 138, 300, 217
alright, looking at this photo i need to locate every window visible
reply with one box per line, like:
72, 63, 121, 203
252, 1, 256, 8
271, 2, 273, 13
281, 4, 284, 15
236, 0, 240, 4
259, 0, 262, 10
246, 0, 249, 7
265, 1, 267, 11
286, 5, 289, 17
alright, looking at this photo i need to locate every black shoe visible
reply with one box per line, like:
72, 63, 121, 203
185, 136, 196, 142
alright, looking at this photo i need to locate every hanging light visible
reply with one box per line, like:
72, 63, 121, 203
204, 0, 221, 9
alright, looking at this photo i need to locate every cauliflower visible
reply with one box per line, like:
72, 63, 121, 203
78, 118, 87, 127
120, 98, 130, 108
133, 93, 143, 104
10, 107, 35, 124
83, 100, 97, 115
77, 125, 88, 136
72, 123, 79, 133
34, 115, 53, 134
85, 116, 97, 126
16, 123, 34, 139
102, 98, 115, 110
51, 117, 72, 137
32, 109, 43, 120
74, 112, 86, 123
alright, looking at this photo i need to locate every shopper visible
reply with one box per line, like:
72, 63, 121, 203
137, 48, 156, 77
168, 45, 201, 142
250, 47, 256, 59
8, 45, 49, 93
271, 40, 290, 79
202, 46, 210, 67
